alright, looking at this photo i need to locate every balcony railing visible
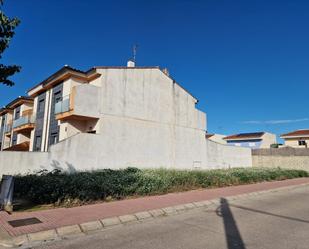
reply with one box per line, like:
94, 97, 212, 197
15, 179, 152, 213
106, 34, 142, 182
55, 95, 70, 114
12, 115, 35, 129
4, 123, 12, 134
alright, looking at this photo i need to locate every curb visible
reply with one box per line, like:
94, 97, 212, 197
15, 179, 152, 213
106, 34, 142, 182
1, 182, 308, 248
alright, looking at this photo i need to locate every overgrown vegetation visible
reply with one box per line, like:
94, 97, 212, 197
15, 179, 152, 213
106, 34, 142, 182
14, 167, 308, 207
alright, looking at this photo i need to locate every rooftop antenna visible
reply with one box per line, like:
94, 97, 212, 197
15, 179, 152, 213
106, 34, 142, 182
133, 44, 138, 64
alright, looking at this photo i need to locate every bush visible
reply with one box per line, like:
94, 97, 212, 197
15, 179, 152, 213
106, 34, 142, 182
14, 167, 308, 206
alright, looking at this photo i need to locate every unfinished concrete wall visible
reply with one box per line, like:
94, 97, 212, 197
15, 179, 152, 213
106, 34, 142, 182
0, 133, 253, 175
206, 140, 252, 169
0, 151, 49, 175
252, 147, 309, 171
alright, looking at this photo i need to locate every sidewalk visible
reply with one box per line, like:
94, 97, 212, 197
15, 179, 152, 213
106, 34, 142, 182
0, 177, 308, 238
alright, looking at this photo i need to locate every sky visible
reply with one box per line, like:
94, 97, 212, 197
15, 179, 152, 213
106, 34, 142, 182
1, 0, 309, 142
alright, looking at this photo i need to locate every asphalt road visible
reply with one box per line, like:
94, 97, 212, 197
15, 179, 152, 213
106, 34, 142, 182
31, 185, 309, 249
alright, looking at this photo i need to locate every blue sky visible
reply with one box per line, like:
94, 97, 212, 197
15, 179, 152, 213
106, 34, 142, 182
1, 0, 309, 141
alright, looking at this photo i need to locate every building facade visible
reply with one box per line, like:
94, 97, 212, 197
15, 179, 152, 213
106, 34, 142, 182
280, 129, 309, 148
223, 132, 277, 149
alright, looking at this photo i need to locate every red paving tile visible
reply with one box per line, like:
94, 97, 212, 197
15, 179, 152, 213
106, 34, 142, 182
0, 178, 308, 236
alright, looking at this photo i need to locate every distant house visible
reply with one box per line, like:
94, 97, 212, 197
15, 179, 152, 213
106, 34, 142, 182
223, 132, 277, 149
280, 129, 309, 148
205, 133, 227, 144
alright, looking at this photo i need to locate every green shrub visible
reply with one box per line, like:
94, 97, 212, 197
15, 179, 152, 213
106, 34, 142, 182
13, 167, 308, 206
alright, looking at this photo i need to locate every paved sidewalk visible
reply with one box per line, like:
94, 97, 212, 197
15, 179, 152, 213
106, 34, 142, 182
0, 178, 308, 237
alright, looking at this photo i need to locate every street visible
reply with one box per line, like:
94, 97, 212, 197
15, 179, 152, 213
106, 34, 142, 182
31, 185, 309, 249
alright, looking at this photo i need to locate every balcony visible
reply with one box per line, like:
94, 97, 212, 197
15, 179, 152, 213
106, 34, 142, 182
4, 123, 12, 135
55, 95, 70, 114
12, 115, 35, 133
55, 84, 100, 121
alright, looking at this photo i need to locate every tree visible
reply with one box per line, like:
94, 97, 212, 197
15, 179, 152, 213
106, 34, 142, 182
0, 0, 20, 86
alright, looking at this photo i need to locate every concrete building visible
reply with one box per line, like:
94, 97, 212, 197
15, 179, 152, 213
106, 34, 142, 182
0, 63, 253, 173
223, 132, 276, 149
205, 133, 227, 144
280, 129, 309, 148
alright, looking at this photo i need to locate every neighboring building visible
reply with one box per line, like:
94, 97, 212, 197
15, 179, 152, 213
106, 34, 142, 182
223, 132, 277, 149
206, 133, 227, 144
0, 107, 13, 151
280, 129, 309, 148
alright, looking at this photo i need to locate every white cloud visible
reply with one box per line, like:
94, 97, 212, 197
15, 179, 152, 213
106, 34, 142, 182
242, 118, 309, 125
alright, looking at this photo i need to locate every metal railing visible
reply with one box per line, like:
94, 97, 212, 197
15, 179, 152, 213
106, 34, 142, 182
55, 95, 70, 114
12, 115, 35, 129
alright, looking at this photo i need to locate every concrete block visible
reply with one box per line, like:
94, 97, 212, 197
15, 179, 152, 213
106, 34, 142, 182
193, 201, 204, 207
57, 225, 82, 237
27, 229, 57, 242
184, 203, 196, 210
119, 215, 137, 224
162, 207, 177, 215
149, 209, 165, 217
101, 217, 121, 227
11, 235, 28, 246
210, 198, 221, 205
200, 200, 213, 206
134, 211, 153, 220
80, 221, 102, 232
0, 235, 28, 248
174, 205, 186, 212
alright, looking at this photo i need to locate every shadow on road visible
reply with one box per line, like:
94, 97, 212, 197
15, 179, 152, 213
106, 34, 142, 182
230, 203, 309, 224
216, 198, 246, 249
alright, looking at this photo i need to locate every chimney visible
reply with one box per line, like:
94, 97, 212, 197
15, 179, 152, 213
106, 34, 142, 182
127, 60, 135, 68
162, 68, 169, 76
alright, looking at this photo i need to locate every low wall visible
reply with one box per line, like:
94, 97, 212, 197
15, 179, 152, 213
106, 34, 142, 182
0, 133, 253, 176
0, 151, 49, 175
206, 140, 252, 169
252, 147, 309, 171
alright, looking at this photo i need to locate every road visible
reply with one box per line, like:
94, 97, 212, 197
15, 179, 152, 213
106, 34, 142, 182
31, 185, 309, 249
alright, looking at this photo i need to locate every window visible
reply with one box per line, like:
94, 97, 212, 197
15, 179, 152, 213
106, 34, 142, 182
249, 142, 256, 147
38, 99, 45, 113
50, 132, 58, 145
15, 109, 20, 119
298, 140, 307, 146
34, 136, 42, 151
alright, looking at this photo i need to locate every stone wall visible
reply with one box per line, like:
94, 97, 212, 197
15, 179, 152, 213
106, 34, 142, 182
252, 147, 309, 171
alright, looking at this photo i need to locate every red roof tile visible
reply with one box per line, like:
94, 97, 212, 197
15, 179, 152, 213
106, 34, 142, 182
280, 129, 309, 138
223, 132, 265, 140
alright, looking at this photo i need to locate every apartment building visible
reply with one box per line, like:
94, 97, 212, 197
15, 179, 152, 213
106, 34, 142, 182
223, 132, 277, 149
0, 62, 206, 155
0, 97, 34, 151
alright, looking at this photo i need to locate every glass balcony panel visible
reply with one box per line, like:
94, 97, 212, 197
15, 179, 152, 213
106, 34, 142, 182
12, 115, 35, 129
55, 95, 70, 114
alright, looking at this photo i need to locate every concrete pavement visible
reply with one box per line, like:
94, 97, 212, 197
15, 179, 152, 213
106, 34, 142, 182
30, 183, 309, 249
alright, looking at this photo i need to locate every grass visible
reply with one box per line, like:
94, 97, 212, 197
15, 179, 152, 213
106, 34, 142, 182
13, 167, 308, 211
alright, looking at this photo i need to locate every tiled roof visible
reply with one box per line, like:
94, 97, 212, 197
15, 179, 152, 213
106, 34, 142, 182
223, 132, 265, 140
205, 133, 214, 139
280, 129, 309, 138
6, 96, 33, 109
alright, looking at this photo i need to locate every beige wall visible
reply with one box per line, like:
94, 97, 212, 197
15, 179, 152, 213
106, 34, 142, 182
207, 134, 227, 145
283, 138, 309, 148
252, 147, 309, 171
260, 132, 277, 148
